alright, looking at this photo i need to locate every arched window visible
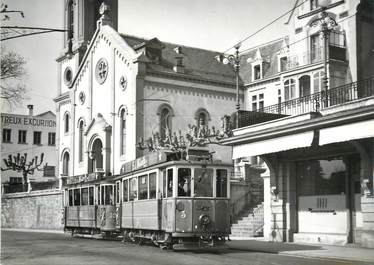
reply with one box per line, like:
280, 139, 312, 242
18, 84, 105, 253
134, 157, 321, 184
313, 71, 324, 93
284, 79, 296, 101
194, 108, 210, 128
64, 113, 70, 133
78, 120, 84, 162
160, 107, 172, 139
299, 75, 311, 97
120, 109, 126, 155
67, 0, 74, 40
63, 152, 70, 176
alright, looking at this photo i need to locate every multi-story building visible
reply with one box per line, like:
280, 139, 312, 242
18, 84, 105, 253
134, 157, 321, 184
1, 105, 58, 192
223, 0, 374, 247
54, 1, 240, 188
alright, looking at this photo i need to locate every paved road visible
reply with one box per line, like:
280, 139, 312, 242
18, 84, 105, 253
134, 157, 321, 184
1, 231, 370, 265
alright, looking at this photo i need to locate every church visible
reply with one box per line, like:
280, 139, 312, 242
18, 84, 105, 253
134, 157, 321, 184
54, 0, 240, 187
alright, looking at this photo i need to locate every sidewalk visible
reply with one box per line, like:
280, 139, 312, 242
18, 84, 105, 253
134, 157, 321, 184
1, 228, 64, 234
228, 239, 374, 263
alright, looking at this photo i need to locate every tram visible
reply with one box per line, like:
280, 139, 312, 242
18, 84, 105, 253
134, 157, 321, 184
63, 148, 232, 250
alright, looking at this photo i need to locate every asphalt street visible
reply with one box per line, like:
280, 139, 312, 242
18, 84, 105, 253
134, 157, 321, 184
1, 231, 370, 265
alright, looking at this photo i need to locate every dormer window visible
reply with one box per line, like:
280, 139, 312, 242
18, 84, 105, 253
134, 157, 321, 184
253, 65, 261, 80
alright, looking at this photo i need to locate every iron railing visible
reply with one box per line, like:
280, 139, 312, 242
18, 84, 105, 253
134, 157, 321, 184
250, 76, 374, 118
281, 48, 323, 71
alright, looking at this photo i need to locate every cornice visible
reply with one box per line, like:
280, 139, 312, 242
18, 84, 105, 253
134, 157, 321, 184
53, 92, 70, 103
221, 103, 374, 146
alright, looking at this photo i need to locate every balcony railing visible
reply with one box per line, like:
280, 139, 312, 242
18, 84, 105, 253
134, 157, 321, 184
239, 77, 374, 128
281, 48, 323, 72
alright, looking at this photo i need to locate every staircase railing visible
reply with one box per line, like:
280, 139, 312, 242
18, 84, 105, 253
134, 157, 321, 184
251, 203, 264, 235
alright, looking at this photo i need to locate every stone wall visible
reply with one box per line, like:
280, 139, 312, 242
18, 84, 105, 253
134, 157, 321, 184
1, 189, 63, 230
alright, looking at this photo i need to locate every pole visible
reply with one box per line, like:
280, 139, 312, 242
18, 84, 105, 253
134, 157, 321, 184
322, 11, 329, 107
234, 44, 240, 128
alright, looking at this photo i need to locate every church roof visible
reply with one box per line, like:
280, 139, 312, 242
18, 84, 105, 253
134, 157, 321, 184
120, 34, 238, 84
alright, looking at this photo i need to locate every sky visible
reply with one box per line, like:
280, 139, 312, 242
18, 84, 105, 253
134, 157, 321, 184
1, 0, 295, 115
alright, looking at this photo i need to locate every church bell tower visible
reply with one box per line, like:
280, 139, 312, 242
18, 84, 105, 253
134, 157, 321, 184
62, 0, 118, 62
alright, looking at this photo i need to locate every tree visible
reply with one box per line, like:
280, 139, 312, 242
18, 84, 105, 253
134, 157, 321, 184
1, 49, 28, 107
1, 153, 45, 192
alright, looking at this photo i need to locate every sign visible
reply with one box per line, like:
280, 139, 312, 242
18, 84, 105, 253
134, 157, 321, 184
120, 151, 167, 174
1, 115, 56, 128
66, 172, 101, 185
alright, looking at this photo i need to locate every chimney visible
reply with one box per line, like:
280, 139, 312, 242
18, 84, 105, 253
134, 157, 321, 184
173, 46, 185, 73
27, 105, 34, 116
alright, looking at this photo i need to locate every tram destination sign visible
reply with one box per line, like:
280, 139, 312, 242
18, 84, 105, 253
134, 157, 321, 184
120, 151, 168, 174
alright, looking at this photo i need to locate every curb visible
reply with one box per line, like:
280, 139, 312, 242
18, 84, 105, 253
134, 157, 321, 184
1, 228, 64, 234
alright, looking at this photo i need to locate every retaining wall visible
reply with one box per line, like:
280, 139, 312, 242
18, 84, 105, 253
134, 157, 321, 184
1, 189, 63, 230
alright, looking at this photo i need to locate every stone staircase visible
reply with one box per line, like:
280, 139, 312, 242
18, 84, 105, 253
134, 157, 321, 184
230, 203, 264, 238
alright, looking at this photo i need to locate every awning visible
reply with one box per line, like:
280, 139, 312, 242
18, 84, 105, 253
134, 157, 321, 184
319, 119, 374, 146
232, 131, 314, 159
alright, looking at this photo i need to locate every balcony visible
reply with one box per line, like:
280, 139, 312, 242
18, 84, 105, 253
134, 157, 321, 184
281, 48, 323, 72
238, 77, 374, 128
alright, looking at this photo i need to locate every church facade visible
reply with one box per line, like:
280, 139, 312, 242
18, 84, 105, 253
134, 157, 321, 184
54, 1, 239, 187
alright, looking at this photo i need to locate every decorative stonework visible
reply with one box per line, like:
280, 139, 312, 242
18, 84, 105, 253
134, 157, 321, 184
78, 91, 85, 105
95, 58, 108, 84
119, 76, 127, 90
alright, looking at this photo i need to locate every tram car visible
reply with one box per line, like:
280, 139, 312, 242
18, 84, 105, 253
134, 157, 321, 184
63, 148, 232, 249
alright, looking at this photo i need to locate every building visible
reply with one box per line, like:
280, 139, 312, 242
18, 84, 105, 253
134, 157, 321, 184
1, 105, 58, 192
54, 1, 241, 189
222, 0, 374, 247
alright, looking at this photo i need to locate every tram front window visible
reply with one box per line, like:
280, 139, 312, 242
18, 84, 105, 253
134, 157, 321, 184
68, 190, 73, 206
89, 187, 94, 205
167, 168, 173, 197
73, 189, 81, 206
81, 187, 88, 205
178, 168, 191, 197
194, 168, 213, 197
102, 185, 114, 205
138, 175, 148, 200
149, 172, 157, 199
216, 169, 228, 198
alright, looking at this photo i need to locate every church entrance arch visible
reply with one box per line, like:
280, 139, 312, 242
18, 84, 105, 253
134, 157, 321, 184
88, 137, 103, 174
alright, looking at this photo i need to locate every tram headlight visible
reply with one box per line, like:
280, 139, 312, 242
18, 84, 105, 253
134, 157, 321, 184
199, 214, 210, 226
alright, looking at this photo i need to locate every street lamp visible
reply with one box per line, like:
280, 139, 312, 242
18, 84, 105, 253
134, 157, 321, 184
309, 0, 339, 107
215, 43, 241, 128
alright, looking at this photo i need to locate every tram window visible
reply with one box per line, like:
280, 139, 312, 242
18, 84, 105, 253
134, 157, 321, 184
89, 187, 94, 205
149, 172, 157, 199
167, 168, 173, 197
216, 169, 228, 197
123, 179, 129, 202
97, 186, 101, 205
100, 186, 104, 205
116, 182, 120, 204
162, 170, 166, 198
194, 168, 213, 197
138, 174, 148, 200
73, 189, 81, 206
129, 177, 138, 201
68, 190, 73, 206
81, 187, 88, 205
104, 185, 114, 205
178, 168, 191, 197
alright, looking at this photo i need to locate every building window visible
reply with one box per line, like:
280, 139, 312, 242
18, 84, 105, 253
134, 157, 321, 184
299, 75, 311, 97
67, 0, 74, 40
310, 0, 319, 11
120, 109, 126, 156
33, 131, 42, 145
279, 56, 288, 72
313, 71, 324, 93
78, 121, 84, 161
18, 130, 27, 144
284, 79, 296, 101
329, 31, 345, 47
2, 129, 11, 143
43, 166, 55, 177
10, 177, 22, 184
195, 109, 210, 128
253, 64, 261, 80
48, 132, 56, 146
310, 34, 322, 63
160, 107, 172, 139
62, 152, 70, 176
64, 113, 70, 133
251, 93, 264, 111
